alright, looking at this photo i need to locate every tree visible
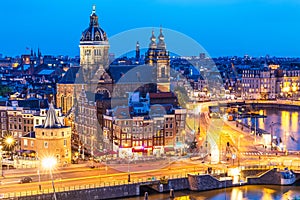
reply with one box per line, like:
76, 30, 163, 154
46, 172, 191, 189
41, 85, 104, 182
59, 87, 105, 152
0, 85, 12, 97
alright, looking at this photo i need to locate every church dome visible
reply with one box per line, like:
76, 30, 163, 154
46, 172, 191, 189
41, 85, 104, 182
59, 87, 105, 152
80, 5, 108, 42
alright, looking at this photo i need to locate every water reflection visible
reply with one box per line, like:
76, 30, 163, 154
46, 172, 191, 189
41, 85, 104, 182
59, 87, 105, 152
243, 108, 300, 150
121, 185, 300, 200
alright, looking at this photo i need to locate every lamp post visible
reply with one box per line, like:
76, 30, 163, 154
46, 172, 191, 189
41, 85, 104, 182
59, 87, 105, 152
37, 169, 41, 191
219, 133, 223, 164
0, 144, 3, 177
193, 101, 196, 135
237, 135, 244, 167
42, 157, 57, 200
127, 154, 132, 182
91, 136, 94, 168
5, 136, 15, 160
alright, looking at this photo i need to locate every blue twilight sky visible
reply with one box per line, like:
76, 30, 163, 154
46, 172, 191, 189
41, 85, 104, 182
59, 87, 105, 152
0, 0, 300, 57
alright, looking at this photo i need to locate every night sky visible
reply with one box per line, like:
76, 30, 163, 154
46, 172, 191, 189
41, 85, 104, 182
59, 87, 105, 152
1, 0, 300, 57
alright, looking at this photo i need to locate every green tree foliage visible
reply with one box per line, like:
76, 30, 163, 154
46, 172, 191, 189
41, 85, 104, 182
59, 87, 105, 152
0, 85, 12, 97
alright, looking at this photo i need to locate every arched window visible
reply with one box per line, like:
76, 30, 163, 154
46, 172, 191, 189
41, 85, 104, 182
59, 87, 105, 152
86, 32, 91, 40
161, 66, 166, 78
61, 95, 65, 112
95, 32, 100, 41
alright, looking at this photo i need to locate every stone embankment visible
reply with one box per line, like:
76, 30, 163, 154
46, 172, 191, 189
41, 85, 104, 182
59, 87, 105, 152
10, 167, 299, 200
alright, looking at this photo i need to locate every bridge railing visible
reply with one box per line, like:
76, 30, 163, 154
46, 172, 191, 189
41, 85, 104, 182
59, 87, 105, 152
3, 164, 300, 199
2, 172, 192, 199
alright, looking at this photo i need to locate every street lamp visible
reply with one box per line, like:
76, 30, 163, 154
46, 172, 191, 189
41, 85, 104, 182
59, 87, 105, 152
0, 144, 3, 177
91, 136, 95, 168
5, 136, 15, 160
127, 154, 133, 183
42, 157, 57, 200
237, 135, 244, 167
5, 136, 14, 146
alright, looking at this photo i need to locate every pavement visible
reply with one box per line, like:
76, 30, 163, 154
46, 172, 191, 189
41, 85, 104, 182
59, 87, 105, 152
1, 162, 88, 179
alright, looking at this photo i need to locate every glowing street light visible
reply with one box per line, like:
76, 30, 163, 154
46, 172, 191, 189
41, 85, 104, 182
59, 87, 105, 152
5, 136, 14, 146
42, 157, 57, 200
4, 136, 15, 161
0, 144, 3, 177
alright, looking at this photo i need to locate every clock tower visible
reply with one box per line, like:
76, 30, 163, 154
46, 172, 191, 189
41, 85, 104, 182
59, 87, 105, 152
156, 28, 170, 92
79, 5, 109, 83
145, 28, 170, 92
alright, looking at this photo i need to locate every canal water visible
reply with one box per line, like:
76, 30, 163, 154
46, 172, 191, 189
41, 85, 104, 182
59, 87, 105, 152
118, 183, 300, 200
242, 108, 300, 151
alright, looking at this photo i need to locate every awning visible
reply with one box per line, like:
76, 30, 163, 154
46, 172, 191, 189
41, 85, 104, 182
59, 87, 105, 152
107, 150, 118, 155
132, 146, 147, 153
164, 146, 175, 152
94, 151, 106, 157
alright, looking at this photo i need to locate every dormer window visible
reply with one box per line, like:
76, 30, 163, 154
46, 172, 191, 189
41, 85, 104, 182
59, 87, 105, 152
95, 32, 100, 41
86, 32, 91, 40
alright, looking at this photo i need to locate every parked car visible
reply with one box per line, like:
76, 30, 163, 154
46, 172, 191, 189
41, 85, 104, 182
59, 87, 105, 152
20, 177, 32, 184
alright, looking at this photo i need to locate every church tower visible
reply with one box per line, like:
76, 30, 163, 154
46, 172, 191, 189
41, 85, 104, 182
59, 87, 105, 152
79, 5, 109, 82
156, 28, 170, 92
135, 41, 140, 61
145, 28, 170, 92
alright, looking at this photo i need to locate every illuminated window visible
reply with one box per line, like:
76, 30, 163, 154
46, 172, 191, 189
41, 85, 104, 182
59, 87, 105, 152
24, 139, 28, 147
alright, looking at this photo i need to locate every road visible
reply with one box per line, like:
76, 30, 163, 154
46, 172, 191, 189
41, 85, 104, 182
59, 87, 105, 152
0, 159, 209, 195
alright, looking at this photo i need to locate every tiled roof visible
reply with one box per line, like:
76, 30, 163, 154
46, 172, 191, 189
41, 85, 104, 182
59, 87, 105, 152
43, 103, 63, 128
23, 131, 36, 138
58, 67, 82, 84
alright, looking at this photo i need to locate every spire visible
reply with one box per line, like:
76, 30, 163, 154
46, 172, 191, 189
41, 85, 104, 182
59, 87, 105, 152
157, 27, 166, 49
90, 5, 99, 27
43, 103, 63, 128
92, 5, 96, 14
136, 41, 140, 60
149, 30, 157, 49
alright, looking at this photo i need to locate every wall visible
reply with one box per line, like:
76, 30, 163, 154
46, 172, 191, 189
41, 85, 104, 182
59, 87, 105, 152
17, 184, 140, 200
247, 168, 281, 185
188, 174, 233, 191
147, 178, 189, 192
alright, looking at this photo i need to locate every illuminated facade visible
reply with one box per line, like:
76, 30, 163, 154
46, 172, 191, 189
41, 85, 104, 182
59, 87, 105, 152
56, 5, 110, 114
79, 5, 109, 83
241, 65, 300, 100
103, 105, 186, 158
145, 29, 170, 92
31, 104, 71, 164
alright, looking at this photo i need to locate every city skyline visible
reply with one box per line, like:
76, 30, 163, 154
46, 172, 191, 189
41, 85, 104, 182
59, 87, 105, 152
1, 0, 300, 57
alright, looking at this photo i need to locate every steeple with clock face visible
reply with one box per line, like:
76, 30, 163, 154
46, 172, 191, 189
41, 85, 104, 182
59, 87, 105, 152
79, 5, 109, 83
156, 28, 170, 92
145, 28, 170, 92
